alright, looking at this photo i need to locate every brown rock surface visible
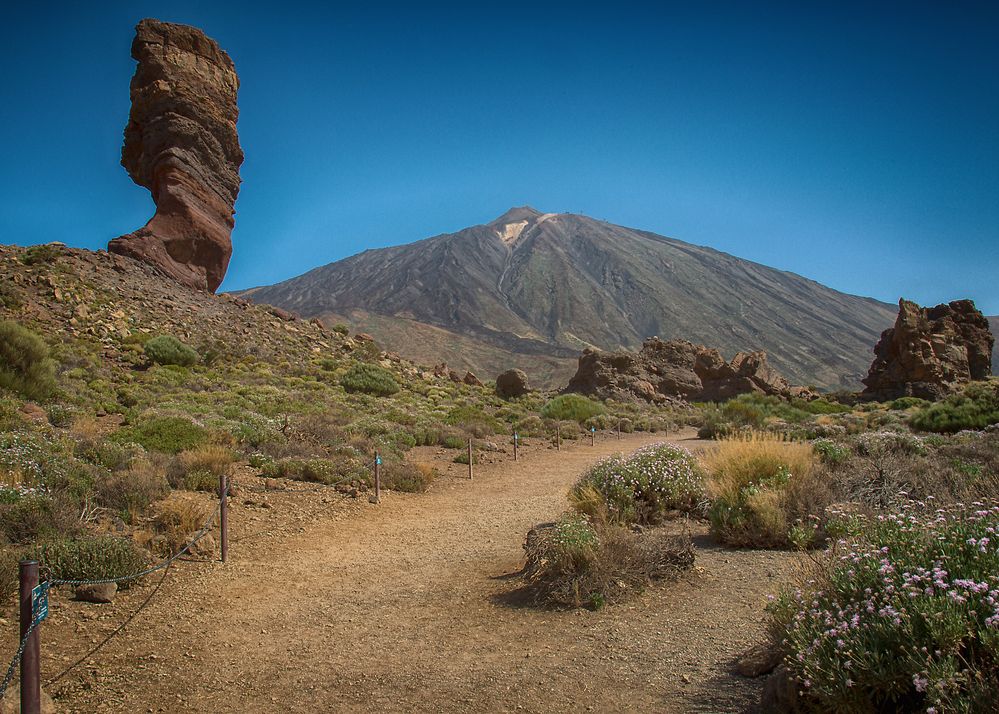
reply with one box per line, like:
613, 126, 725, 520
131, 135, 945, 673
861, 298, 994, 401
495, 368, 530, 398
462, 371, 483, 387
564, 337, 800, 403
108, 18, 243, 293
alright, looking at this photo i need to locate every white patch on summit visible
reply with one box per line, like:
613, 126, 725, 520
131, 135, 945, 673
497, 220, 529, 243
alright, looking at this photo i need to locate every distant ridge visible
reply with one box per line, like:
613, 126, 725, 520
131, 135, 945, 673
239, 208, 898, 390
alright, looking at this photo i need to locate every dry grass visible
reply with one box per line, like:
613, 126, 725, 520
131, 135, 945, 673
171, 444, 235, 491
135, 493, 212, 556
94, 458, 169, 520
703, 431, 827, 548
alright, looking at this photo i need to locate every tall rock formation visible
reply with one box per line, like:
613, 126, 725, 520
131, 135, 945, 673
108, 18, 243, 292
563, 337, 809, 403
861, 299, 994, 401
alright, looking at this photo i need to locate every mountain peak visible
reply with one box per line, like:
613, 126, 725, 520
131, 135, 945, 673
489, 206, 542, 226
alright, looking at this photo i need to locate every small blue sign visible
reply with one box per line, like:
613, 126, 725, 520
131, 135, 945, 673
375, 455, 382, 466
32, 583, 49, 624
514, 433, 519, 441
591, 426, 596, 432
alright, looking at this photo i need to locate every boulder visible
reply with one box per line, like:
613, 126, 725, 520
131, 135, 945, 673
564, 338, 801, 403
108, 19, 244, 293
862, 298, 994, 401
463, 371, 483, 387
74, 582, 117, 603
734, 642, 782, 677
495, 369, 530, 398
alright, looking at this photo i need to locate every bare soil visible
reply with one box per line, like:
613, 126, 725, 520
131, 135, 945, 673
3, 430, 798, 713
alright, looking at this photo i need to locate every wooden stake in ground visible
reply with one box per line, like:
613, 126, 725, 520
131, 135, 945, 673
468, 438, 473, 479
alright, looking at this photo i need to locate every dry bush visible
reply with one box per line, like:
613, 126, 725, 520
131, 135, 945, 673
380, 462, 436, 493
136, 493, 212, 556
170, 444, 234, 491
703, 432, 827, 548
94, 458, 169, 519
521, 514, 694, 608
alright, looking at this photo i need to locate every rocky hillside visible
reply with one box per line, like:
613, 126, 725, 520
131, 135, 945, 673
991, 317, 999, 374
241, 207, 897, 391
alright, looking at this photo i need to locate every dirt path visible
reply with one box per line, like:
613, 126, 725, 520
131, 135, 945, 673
23, 431, 797, 713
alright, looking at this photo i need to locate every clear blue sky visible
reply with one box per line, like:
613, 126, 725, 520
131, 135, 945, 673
2, 1, 997, 312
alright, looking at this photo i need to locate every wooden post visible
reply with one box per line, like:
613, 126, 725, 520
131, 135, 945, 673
617, 419, 622, 440
374, 453, 381, 503
513, 432, 519, 462
556, 424, 561, 451
219, 474, 229, 563
19, 560, 40, 714
590, 426, 595, 446
467, 438, 473, 480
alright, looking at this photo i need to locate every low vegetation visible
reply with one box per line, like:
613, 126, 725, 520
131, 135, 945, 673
0, 320, 57, 400
144, 334, 200, 367
340, 362, 400, 396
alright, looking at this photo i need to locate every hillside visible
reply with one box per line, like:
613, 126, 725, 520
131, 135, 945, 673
240, 207, 897, 391
991, 316, 999, 374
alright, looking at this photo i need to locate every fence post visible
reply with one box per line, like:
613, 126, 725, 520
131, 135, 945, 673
374, 453, 381, 503
467, 438, 473, 480
590, 426, 595, 446
556, 424, 561, 452
19, 560, 40, 714
513, 432, 519, 462
219, 473, 228, 563
617, 419, 622, 440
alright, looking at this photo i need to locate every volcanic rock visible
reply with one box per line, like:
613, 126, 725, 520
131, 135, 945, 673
463, 371, 483, 387
861, 299, 994, 401
108, 18, 243, 293
495, 369, 530, 398
564, 338, 800, 403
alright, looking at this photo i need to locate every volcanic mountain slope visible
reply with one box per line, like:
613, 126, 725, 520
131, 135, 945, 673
241, 207, 898, 390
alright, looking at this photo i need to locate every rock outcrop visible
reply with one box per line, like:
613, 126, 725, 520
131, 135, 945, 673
861, 298, 994, 401
108, 18, 243, 293
495, 369, 530, 398
564, 338, 806, 403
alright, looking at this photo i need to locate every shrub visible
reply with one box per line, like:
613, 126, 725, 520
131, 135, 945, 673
332, 323, 350, 335
0, 320, 57, 400
112, 416, 207, 454
138, 495, 212, 556
0, 490, 80, 544
94, 459, 169, 518
171, 444, 234, 491
541, 394, 605, 423
144, 335, 199, 367
812, 438, 851, 465
445, 405, 502, 437
340, 363, 400, 396
910, 380, 999, 433
521, 513, 694, 608
890, 396, 931, 411
768, 503, 999, 713
262, 456, 366, 485
20, 243, 62, 265
38, 536, 148, 587
572, 443, 706, 525
703, 432, 825, 548
380, 462, 436, 492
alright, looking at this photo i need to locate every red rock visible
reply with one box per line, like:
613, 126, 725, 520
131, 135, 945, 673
463, 371, 483, 387
862, 298, 994, 400
495, 369, 530, 398
108, 19, 243, 293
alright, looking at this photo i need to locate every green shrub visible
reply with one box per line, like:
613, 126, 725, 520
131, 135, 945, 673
910, 381, 999, 433
0, 492, 80, 544
332, 323, 350, 335
0, 320, 57, 400
262, 456, 366, 485
812, 438, 851, 465
890, 396, 931, 411
768, 503, 999, 712
445, 405, 502, 437
38, 536, 148, 588
144, 335, 199, 367
340, 363, 400, 396
541, 394, 605, 423
20, 244, 62, 265
573, 443, 706, 524
112, 416, 207, 454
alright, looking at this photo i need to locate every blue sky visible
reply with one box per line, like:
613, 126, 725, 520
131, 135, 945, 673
1, 1, 997, 312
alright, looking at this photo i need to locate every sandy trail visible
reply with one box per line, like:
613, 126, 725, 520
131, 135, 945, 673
26, 430, 794, 713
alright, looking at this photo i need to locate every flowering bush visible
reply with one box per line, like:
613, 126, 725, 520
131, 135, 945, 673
573, 443, 706, 524
768, 501, 999, 712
